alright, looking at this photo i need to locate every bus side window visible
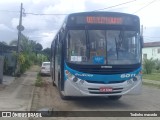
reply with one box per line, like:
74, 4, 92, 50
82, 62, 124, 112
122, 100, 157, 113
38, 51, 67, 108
55, 37, 58, 70
55, 35, 61, 70
66, 32, 70, 60
57, 35, 61, 65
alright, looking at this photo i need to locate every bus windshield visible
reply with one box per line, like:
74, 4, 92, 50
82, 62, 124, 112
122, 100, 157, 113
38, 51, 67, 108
66, 30, 141, 65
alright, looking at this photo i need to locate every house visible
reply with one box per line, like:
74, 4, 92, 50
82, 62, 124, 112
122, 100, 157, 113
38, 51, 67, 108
142, 41, 160, 60
0, 42, 17, 75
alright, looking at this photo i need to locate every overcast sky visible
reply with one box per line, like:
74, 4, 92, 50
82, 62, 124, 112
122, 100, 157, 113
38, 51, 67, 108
0, 0, 160, 48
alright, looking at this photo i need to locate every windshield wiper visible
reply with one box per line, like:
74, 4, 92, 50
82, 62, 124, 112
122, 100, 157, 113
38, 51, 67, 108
115, 38, 119, 59
85, 29, 90, 60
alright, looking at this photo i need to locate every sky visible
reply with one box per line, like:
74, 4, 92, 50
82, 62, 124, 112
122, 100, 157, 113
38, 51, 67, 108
0, 0, 160, 48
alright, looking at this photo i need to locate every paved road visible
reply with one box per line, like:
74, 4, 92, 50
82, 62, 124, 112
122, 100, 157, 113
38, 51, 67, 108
0, 66, 39, 120
0, 72, 35, 111
35, 77, 160, 111
0, 69, 159, 120
30, 77, 160, 120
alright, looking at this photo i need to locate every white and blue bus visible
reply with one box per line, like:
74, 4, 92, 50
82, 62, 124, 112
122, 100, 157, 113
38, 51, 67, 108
51, 12, 143, 100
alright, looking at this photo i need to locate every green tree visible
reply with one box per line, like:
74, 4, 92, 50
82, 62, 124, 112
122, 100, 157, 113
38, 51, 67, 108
42, 48, 51, 61
35, 43, 43, 56
9, 34, 47, 75
35, 43, 43, 51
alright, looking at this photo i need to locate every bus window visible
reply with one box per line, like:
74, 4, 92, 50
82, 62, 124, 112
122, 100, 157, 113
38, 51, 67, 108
107, 30, 140, 64
67, 30, 87, 63
88, 30, 106, 64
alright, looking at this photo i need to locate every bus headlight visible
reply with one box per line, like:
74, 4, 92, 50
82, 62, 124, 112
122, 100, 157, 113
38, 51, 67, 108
73, 77, 78, 82
127, 72, 141, 85
127, 79, 133, 84
65, 70, 78, 83
65, 70, 73, 78
133, 77, 137, 82
80, 80, 85, 84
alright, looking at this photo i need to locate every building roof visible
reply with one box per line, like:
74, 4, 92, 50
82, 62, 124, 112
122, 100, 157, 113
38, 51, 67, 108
144, 41, 160, 47
0, 42, 17, 52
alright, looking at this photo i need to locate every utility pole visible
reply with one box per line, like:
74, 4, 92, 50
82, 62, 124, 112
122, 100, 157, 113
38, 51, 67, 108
141, 25, 143, 36
15, 3, 24, 76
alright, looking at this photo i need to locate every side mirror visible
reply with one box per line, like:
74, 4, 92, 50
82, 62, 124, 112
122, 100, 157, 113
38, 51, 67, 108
140, 36, 144, 48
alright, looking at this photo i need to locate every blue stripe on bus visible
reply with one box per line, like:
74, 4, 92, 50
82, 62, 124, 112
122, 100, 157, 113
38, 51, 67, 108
64, 63, 141, 83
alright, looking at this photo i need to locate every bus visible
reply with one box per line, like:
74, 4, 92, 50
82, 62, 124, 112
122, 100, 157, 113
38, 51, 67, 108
50, 12, 143, 100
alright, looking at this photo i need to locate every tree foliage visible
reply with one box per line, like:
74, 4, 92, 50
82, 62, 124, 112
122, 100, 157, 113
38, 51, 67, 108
155, 59, 160, 71
9, 34, 48, 75
143, 58, 155, 74
42, 48, 51, 60
35, 43, 43, 52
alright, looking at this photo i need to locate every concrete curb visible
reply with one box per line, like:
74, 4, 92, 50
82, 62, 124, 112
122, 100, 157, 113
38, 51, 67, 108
27, 84, 35, 111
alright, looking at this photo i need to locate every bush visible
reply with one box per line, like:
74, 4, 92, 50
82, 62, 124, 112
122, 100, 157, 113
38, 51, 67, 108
143, 58, 155, 74
155, 59, 160, 71
35, 73, 44, 87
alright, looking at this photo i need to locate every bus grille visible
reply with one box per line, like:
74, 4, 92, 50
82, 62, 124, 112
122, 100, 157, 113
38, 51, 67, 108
86, 80, 125, 84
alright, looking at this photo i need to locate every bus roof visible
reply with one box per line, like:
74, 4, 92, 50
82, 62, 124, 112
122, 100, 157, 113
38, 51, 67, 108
64, 11, 140, 27
68, 11, 139, 18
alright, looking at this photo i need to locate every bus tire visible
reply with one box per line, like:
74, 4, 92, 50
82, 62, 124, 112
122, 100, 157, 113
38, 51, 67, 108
52, 81, 56, 86
60, 91, 70, 100
58, 72, 69, 100
108, 95, 122, 100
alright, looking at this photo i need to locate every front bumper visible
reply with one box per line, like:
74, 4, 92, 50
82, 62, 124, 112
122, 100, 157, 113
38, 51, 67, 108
64, 77, 142, 97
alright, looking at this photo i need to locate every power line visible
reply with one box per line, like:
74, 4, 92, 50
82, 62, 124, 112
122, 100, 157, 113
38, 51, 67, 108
25, 0, 137, 15
0, 10, 19, 13
133, 0, 158, 14
24, 12, 68, 16
0, 0, 139, 16
93, 0, 137, 11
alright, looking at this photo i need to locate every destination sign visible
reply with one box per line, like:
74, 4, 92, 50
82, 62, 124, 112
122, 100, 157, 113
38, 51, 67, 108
86, 16, 123, 24
68, 14, 139, 26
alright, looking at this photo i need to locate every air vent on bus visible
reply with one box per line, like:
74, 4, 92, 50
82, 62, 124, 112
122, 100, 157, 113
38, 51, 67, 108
86, 80, 125, 84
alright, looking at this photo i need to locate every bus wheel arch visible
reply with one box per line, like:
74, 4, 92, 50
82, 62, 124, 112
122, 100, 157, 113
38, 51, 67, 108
58, 71, 69, 100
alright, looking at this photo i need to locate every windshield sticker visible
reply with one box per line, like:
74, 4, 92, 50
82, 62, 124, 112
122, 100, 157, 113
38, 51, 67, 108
71, 56, 82, 62
93, 56, 105, 64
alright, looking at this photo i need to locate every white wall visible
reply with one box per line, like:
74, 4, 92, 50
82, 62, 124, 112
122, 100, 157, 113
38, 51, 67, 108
142, 47, 160, 60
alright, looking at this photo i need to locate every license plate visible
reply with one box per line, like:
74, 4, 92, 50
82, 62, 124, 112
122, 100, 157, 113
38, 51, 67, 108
100, 87, 113, 92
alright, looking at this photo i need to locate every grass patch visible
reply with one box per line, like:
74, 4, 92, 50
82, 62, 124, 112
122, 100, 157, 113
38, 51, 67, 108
142, 73, 160, 81
35, 73, 44, 87
30, 65, 40, 72
143, 81, 160, 89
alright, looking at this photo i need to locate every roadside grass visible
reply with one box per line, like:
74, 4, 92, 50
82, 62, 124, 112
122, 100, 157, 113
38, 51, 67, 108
35, 73, 44, 87
142, 73, 160, 81
143, 81, 160, 89
29, 65, 40, 72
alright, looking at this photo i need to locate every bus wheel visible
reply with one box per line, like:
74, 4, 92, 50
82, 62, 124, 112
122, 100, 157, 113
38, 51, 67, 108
52, 81, 56, 86
60, 92, 70, 100
108, 95, 122, 100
